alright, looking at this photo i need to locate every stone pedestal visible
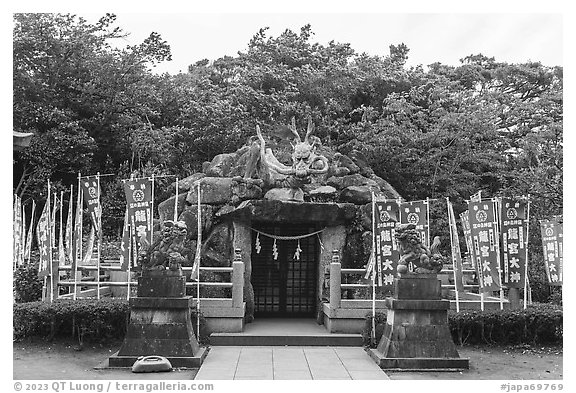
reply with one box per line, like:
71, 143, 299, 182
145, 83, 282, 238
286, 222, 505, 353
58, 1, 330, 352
108, 270, 207, 368
368, 274, 469, 370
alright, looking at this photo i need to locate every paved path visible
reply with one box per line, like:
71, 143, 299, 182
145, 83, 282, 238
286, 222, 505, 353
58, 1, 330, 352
195, 346, 390, 380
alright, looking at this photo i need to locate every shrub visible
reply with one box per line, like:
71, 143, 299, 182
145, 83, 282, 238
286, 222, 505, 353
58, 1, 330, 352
13, 265, 43, 303
13, 299, 209, 345
363, 303, 562, 347
448, 303, 562, 345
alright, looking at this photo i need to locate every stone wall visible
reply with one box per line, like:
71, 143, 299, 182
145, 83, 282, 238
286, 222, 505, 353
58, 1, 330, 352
154, 132, 403, 322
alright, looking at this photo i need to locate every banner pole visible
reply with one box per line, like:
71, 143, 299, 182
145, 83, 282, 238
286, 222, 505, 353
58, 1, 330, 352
13, 195, 17, 270
59, 191, 64, 265
426, 197, 431, 247
127, 223, 132, 301
150, 174, 155, 246
523, 195, 531, 309
66, 184, 73, 265
494, 198, 504, 310
371, 191, 377, 346
74, 174, 80, 300
96, 173, 101, 300
196, 182, 202, 340
48, 180, 54, 303
447, 198, 460, 313
174, 177, 179, 222
20, 198, 25, 267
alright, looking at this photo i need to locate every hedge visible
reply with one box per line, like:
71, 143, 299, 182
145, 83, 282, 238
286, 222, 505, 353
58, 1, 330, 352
13, 299, 209, 345
363, 303, 562, 347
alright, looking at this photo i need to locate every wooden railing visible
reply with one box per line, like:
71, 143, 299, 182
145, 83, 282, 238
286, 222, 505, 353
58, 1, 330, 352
55, 260, 245, 308
328, 260, 481, 310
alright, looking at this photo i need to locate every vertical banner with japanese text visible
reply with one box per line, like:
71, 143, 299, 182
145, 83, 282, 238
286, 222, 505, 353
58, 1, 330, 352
119, 209, 131, 271
468, 200, 501, 293
540, 218, 563, 286
13, 195, 23, 269
459, 210, 476, 271
500, 198, 528, 288
24, 200, 36, 263
123, 178, 154, 268
374, 200, 400, 289
36, 200, 52, 277
65, 188, 74, 264
72, 184, 83, 272
400, 200, 429, 247
447, 199, 465, 292
80, 177, 101, 236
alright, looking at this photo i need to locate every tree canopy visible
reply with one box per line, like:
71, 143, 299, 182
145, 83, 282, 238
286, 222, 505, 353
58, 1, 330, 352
13, 13, 562, 245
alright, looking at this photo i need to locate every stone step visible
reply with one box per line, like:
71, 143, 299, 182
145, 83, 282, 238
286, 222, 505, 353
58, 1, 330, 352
209, 332, 363, 346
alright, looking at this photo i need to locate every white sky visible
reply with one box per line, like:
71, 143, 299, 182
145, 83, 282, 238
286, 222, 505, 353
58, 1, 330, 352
84, 12, 563, 75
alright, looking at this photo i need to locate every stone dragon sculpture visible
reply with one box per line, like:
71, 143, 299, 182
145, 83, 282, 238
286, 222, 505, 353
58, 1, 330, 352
395, 223, 444, 274
246, 117, 329, 189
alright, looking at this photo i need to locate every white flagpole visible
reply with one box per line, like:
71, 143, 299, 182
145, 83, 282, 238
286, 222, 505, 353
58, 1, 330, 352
493, 198, 504, 310
447, 198, 460, 313
150, 174, 155, 246
20, 200, 25, 267
196, 181, 202, 339
371, 190, 376, 346
127, 222, 132, 301
174, 177, 179, 222
65, 185, 73, 264
523, 195, 531, 309
426, 197, 431, 247
74, 174, 81, 300
59, 190, 64, 267
96, 173, 102, 300
48, 181, 54, 303
13, 194, 18, 271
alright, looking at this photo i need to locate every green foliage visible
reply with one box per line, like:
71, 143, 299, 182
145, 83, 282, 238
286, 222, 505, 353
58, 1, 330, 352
363, 303, 562, 347
13, 299, 209, 344
13, 299, 130, 342
13, 15, 562, 298
448, 303, 562, 346
13, 265, 43, 303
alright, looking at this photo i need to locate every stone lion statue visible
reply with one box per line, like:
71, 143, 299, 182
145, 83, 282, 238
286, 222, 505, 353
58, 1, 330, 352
137, 220, 188, 271
395, 223, 444, 274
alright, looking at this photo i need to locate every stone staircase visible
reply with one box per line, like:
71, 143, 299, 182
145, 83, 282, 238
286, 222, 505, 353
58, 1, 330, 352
209, 318, 363, 346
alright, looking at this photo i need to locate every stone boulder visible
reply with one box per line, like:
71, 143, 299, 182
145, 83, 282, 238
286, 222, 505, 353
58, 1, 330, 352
157, 193, 188, 223
231, 177, 264, 204
348, 150, 375, 178
178, 205, 215, 240
186, 177, 233, 205
205, 153, 237, 177
307, 185, 338, 203
201, 223, 233, 267
327, 173, 379, 190
264, 187, 304, 202
333, 152, 360, 175
171, 173, 205, 193
370, 174, 402, 199
339, 186, 373, 205
358, 203, 373, 230
327, 166, 351, 177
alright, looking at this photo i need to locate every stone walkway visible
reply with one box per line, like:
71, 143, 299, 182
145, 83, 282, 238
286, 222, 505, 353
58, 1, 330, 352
195, 346, 390, 380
